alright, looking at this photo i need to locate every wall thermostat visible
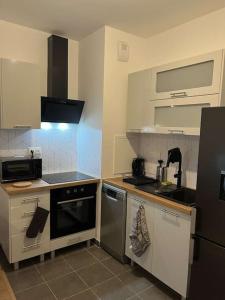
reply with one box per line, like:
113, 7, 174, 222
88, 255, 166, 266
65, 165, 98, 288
117, 41, 129, 62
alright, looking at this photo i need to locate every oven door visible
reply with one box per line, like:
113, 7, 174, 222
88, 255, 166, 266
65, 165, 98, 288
50, 196, 96, 239
2, 160, 36, 182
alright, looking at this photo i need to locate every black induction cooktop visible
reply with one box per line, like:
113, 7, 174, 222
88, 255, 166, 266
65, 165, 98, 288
42, 171, 94, 184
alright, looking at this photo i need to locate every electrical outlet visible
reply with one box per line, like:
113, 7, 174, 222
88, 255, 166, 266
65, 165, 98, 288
28, 147, 42, 158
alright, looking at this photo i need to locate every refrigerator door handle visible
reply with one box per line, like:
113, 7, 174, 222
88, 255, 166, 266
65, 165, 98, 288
192, 235, 200, 262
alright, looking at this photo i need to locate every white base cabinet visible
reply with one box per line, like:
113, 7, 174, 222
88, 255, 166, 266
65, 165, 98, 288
125, 194, 154, 272
125, 192, 195, 298
0, 189, 50, 264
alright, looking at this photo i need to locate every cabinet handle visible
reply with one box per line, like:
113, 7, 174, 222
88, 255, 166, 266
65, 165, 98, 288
23, 243, 40, 251
170, 92, 187, 98
13, 125, 32, 129
22, 197, 39, 204
168, 129, 184, 135
161, 208, 179, 218
23, 211, 35, 217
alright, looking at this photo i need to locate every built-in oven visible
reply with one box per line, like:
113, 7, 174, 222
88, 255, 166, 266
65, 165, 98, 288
50, 183, 97, 239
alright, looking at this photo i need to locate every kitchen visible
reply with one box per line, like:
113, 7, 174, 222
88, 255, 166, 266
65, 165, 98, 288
1, 1, 225, 300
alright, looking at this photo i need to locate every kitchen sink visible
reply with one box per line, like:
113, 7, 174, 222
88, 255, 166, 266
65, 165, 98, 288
159, 187, 196, 205
136, 183, 196, 206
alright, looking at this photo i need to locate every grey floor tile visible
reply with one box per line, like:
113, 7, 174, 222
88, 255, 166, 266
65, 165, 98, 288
16, 283, 55, 300
65, 250, 97, 270
118, 267, 154, 293
102, 257, 131, 275
92, 277, 133, 300
7, 266, 43, 293
36, 257, 73, 281
138, 285, 180, 300
88, 246, 111, 261
79, 262, 113, 287
47, 272, 86, 300
69, 289, 98, 300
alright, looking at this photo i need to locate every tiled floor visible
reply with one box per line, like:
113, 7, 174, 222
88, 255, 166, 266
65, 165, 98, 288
0, 243, 181, 300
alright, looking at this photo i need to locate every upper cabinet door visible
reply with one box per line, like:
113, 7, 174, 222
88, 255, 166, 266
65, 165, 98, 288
1, 58, 41, 129
150, 50, 224, 101
127, 69, 153, 132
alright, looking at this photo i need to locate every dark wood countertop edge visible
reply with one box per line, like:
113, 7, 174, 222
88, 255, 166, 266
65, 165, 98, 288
103, 178, 193, 216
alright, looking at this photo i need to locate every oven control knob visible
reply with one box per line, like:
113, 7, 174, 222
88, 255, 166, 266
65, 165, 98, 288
66, 190, 70, 195
80, 187, 84, 192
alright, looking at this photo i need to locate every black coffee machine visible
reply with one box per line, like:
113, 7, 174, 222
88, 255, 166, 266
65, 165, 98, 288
132, 157, 145, 177
123, 157, 156, 186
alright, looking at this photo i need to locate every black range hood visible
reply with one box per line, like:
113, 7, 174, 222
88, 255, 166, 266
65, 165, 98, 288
41, 35, 84, 124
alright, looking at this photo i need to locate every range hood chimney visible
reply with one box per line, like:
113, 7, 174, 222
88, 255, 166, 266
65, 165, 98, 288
41, 35, 84, 124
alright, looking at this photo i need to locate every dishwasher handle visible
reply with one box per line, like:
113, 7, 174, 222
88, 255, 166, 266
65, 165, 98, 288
102, 185, 126, 202
105, 194, 118, 202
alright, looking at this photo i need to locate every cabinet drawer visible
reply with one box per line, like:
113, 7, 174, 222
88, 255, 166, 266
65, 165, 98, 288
11, 217, 50, 237
11, 234, 50, 263
10, 193, 50, 222
50, 229, 95, 251
10, 192, 49, 208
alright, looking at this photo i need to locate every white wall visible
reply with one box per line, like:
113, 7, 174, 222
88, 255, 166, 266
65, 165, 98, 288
77, 27, 105, 178
0, 20, 79, 173
146, 7, 225, 67
102, 26, 149, 178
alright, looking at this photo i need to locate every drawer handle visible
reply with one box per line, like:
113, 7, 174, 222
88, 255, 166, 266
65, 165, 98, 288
23, 211, 35, 217
170, 92, 187, 98
13, 125, 32, 129
23, 243, 40, 251
161, 208, 179, 218
22, 197, 39, 204
168, 129, 184, 135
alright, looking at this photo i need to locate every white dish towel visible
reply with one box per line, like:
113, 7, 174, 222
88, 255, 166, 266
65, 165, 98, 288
129, 205, 150, 257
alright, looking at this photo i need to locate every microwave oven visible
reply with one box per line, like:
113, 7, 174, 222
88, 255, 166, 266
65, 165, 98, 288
0, 157, 42, 183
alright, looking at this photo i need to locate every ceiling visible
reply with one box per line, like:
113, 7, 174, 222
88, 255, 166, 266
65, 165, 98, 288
1, 0, 225, 40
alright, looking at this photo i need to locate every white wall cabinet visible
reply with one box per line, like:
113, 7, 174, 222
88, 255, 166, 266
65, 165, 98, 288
125, 192, 195, 298
126, 49, 224, 135
126, 69, 153, 132
0, 58, 41, 129
150, 50, 223, 101
0, 189, 50, 264
150, 94, 220, 135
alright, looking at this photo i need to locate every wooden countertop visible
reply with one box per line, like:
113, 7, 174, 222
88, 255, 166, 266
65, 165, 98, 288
103, 177, 193, 216
1, 178, 100, 195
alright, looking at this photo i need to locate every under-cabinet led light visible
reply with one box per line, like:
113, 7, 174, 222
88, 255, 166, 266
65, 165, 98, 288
41, 122, 52, 130
58, 123, 69, 130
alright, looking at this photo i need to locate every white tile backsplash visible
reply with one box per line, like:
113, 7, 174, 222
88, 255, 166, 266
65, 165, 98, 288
138, 134, 200, 189
0, 125, 77, 174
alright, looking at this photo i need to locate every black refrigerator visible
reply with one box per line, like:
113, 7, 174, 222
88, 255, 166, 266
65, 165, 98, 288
189, 107, 225, 300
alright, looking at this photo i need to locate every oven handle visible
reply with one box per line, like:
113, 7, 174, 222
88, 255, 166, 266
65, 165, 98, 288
57, 196, 95, 205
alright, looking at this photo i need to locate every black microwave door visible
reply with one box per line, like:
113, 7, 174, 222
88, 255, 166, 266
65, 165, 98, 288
3, 161, 34, 181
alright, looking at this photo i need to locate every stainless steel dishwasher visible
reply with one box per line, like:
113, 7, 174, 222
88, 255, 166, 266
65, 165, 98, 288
101, 183, 127, 263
